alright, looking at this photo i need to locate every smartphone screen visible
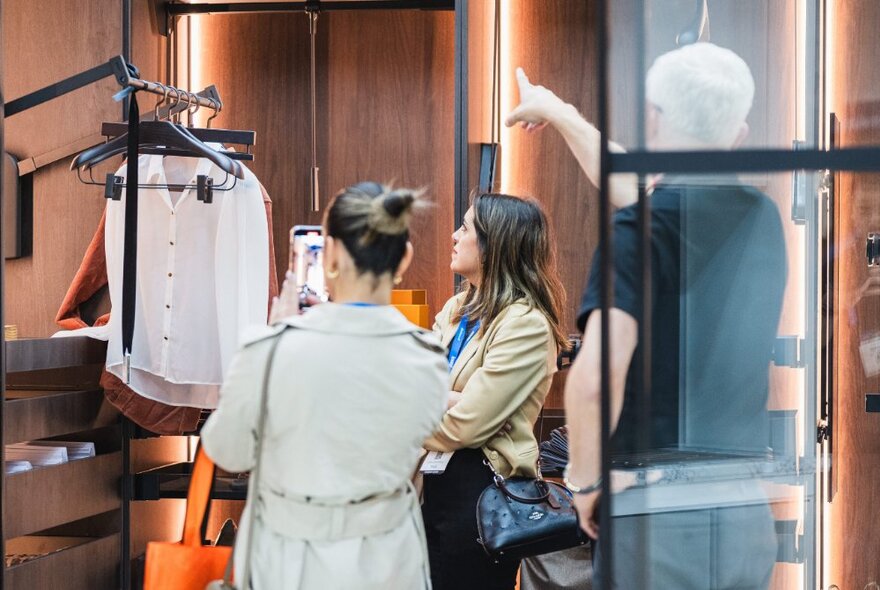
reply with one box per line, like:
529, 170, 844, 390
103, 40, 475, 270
289, 225, 328, 303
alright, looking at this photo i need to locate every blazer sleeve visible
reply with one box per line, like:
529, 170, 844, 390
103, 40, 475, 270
424, 309, 553, 451
201, 337, 274, 473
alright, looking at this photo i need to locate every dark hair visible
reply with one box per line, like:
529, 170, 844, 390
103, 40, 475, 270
454, 193, 568, 351
323, 181, 422, 277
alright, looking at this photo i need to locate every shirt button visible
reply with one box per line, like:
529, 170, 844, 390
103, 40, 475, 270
165, 304, 171, 309
163, 336, 169, 341
170, 241, 174, 246
167, 272, 172, 277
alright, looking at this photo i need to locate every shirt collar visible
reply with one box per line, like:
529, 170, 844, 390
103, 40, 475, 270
142, 142, 225, 185
280, 302, 424, 336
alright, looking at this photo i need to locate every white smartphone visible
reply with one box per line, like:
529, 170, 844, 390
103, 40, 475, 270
289, 225, 327, 306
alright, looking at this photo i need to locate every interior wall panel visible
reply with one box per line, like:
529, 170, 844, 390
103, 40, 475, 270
502, 0, 596, 337
829, 1, 880, 587
195, 10, 455, 316
2, 0, 123, 337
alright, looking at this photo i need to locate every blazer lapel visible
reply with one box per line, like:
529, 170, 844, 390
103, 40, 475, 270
449, 333, 482, 388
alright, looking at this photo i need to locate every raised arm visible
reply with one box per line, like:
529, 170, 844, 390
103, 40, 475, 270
505, 68, 638, 209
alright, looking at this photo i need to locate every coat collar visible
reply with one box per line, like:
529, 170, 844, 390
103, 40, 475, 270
280, 303, 423, 336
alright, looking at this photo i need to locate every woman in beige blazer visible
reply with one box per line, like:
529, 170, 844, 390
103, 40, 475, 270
422, 193, 568, 590
202, 182, 447, 590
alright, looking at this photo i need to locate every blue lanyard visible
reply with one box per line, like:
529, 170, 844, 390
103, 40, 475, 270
344, 302, 379, 307
448, 315, 480, 372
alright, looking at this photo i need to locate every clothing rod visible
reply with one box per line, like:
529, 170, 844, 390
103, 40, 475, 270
167, 0, 455, 16
126, 79, 221, 112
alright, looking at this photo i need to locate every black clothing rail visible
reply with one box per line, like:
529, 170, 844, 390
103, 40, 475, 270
3, 55, 221, 120
611, 146, 880, 174
166, 0, 455, 16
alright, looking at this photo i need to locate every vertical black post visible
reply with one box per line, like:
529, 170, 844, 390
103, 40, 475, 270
121, 418, 132, 590
453, 0, 468, 292
634, 0, 650, 452
634, 0, 651, 584
596, 0, 614, 588
121, 4, 133, 588
122, 0, 132, 120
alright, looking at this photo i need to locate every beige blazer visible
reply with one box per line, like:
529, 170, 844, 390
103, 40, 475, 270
424, 293, 558, 478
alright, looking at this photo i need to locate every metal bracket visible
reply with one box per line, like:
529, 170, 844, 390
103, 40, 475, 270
816, 419, 830, 443
867, 233, 880, 267
4, 56, 135, 118
790, 140, 807, 224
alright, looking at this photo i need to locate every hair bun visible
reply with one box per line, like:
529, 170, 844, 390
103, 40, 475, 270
367, 187, 421, 236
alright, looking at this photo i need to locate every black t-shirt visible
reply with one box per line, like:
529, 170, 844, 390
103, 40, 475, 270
578, 178, 787, 456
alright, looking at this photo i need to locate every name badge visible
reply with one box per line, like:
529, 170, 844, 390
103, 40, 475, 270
420, 451, 455, 474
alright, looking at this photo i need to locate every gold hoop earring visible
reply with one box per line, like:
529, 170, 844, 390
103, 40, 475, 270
326, 268, 340, 280
393, 275, 403, 285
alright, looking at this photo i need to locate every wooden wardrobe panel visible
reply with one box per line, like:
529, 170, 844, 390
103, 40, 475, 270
1, 0, 121, 159
193, 11, 313, 298
829, 2, 880, 587
196, 10, 455, 315
1, 0, 126, 337
132, 0, 170, 86
4, 161, 109, 337
502, 0, 596, 335
324, 11, 455, 314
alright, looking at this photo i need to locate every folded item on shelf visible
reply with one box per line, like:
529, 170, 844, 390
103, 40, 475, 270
4, 460, 33, 475
28, 440, 95, 461
5, 444, 68, 466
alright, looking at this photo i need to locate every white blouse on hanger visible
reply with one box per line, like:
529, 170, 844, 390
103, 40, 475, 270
57, 152, 269, 409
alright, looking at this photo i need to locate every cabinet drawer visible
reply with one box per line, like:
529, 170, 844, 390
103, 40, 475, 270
4, 452, 122, 538
5, 534, 119, 590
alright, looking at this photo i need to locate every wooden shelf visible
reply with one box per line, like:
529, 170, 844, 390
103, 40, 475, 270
5, 337, 106, 374
4, 452, 122, 538
4, 389, 111, 445
4, 534, 119, 589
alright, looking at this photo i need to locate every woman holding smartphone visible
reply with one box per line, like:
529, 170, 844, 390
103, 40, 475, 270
202, 182, 447, 590
421, 193, 568, 590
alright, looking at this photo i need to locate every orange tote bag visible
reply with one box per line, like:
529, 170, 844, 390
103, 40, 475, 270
143, 447, 233, 590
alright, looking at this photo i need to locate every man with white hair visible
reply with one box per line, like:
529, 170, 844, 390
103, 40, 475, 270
507, 43, 785, 589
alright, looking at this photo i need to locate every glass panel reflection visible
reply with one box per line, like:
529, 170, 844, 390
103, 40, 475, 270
588, 171, 815, 590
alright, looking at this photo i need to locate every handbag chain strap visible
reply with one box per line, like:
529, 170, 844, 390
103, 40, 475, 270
222, 328, 289, 589
482, 450, 545, 484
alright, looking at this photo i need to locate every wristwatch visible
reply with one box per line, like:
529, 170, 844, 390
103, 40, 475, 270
563, 465, 602, 495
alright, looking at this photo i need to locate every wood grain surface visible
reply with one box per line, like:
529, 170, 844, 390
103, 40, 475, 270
194, 9, 455, 315
829, 1, 880, 587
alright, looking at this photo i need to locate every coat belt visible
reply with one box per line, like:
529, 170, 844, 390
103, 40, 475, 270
257, 482, 418, 542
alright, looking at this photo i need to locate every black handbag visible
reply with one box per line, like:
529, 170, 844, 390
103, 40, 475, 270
476, 462, 589, 563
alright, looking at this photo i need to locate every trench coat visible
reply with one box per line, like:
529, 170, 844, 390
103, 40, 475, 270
202, 303, 448, 590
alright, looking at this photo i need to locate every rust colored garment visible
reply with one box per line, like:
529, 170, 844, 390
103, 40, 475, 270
55, 184, 279, 435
